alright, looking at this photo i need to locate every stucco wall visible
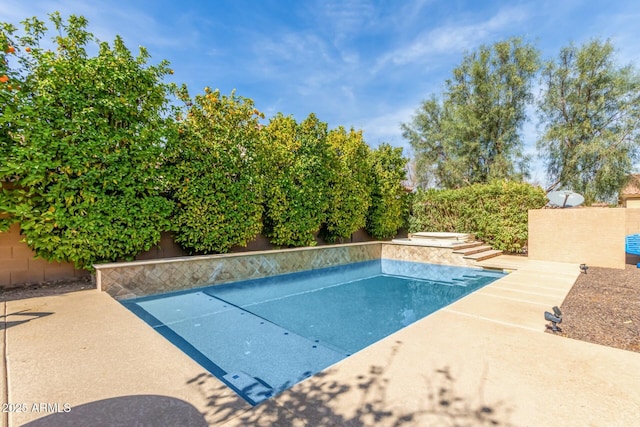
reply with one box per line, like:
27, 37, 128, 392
625, 199, 640, 208
528, 208, 627, 269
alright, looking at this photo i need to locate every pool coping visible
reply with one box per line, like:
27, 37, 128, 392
3, 255, 640, 426
95, 241, 383, 270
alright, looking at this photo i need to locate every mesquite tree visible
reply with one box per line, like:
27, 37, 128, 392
537, 39, 640, 203
402, 38, 539, 189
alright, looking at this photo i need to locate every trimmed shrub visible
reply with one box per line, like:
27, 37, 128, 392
262, 113, 333, 247
366, 143, 408, 239
167, 88, 265, 253
409, 181, 547, 253
322, 127, 372, 243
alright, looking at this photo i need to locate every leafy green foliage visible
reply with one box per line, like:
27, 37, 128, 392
167, 88, 265, 253
537, 39, 640, 203
366, 143, 408, 239
402, 38, 539, 188
0, 14, 174, 268
409, 181, 547, 253
322, 127, 372, 243
1, 12, 413, 267
262, 113, 333, 246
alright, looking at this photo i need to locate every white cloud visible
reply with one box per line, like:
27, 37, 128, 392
374, 5, 531, 72
313, 0, 377, 43
356, 106, 416, 147
0, 0, 199, 52
256, 32, 331, 64
340, 85, 356, 103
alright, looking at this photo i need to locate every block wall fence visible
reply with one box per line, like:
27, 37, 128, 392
0, 223, 89, 289
4, 207, 639, 289
0, 223, 382, 289
528, 208, 640, 269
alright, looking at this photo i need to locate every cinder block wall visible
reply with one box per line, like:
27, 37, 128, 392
0, 223, 88, 289
1, 222, 379, 290
528, 208, 626, 269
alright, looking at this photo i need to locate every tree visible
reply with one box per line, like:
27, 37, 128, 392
537, 39, 640, 203
402, 38, 539, 188
262, 113, 333, 246
322, 126, 372, 243
366, 143, 408, 239
0, 14, 175, 268
168, 88, 265, 253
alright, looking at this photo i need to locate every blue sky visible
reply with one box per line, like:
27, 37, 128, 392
2, 0, 640, 185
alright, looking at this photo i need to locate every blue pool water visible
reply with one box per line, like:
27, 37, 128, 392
123, 259, 504, 405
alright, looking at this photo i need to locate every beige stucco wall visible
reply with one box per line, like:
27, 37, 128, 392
625, 208, 640, 234
528, 208, 626, 269
625, 198, 640, 208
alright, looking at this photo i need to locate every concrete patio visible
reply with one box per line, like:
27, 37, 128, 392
2, 255, 640, 426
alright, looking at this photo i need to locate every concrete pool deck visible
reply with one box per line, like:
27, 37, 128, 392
2, 256, 640, 426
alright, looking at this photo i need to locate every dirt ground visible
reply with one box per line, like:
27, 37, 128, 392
549, 264, 640, 353
2, 266, 639, 353
0, 275, 94, 302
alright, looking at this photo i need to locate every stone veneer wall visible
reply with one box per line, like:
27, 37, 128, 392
96, 242, 382, 299
381, 243, 477, 267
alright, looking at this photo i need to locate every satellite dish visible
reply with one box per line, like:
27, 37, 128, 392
547, 190, 585, 208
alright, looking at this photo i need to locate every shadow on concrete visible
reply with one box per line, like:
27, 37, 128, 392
0, 309, 52, 330
191, 341, 514, 426
21, 395, 208, 427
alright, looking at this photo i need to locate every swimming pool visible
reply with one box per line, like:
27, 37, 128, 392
123, 259, 504, 405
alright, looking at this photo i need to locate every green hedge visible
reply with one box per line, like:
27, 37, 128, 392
366, 143, 409, 239
322, 127, 372, 243
261, 113, 333, 247
409, 181, 546, 253
0, 15, 174, 269
0, 13, 410, 268
167, 88, 265, 254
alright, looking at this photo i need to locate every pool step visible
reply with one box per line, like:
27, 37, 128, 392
453, 245, 492, 255
463, 249, 503, 261
450, 241, 485, 250
223, 371, 274, 405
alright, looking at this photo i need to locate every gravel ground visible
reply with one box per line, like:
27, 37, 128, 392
0, 275, 94, 302
548, 264, 640, 353
2, 267, 639, 353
